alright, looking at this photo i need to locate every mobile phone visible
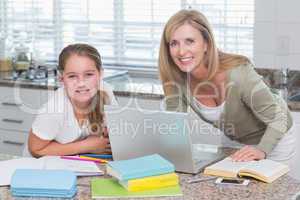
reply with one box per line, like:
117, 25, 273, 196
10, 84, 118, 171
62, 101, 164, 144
215, 177, 250, 186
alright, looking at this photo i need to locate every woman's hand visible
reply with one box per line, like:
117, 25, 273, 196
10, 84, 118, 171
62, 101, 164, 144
230, 145, 266, 162
83, 135, 111, 154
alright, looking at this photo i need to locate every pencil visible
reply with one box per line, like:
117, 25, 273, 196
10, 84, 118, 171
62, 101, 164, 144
79, 155, 108, 163
60, 156, 98, 163
79, 154, 112, 159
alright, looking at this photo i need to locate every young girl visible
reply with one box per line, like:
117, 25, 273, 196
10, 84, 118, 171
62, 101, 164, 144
26, 43, 117, 157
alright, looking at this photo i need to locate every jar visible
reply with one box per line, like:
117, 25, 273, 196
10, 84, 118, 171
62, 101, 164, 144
0, 34, 13, 71
15, 46, 30, 71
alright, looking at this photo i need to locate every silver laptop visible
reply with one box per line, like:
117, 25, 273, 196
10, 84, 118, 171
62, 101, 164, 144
105, 106, 225, 174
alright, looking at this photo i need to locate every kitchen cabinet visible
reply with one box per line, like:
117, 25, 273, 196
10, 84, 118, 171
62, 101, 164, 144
0, 129, 28, 155
290, 112, 300, 180
0, 86, 50, 155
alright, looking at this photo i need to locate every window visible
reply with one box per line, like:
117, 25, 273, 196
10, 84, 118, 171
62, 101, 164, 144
186, 0, 254, 58
0, 0, 254, 70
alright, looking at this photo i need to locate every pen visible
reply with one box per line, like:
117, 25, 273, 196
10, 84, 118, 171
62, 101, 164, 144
79, 156, 108, 163
79, 154, 112, 159
187, 177, 217, 184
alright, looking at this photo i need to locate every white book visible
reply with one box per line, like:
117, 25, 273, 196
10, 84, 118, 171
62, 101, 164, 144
204, 157, 289, 183
0, 156, 103, 186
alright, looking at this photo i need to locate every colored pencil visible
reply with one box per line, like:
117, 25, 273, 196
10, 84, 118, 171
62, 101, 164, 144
79, 154, 112, 159
60, 155, 107, 163
79, 156, 108, 163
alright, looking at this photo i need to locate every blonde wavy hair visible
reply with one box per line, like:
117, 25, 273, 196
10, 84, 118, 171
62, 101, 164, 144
159, 9, 249, 95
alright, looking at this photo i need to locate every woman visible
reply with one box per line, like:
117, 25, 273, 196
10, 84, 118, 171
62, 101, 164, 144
159, 9, 295, 164
27, 43, 117, 157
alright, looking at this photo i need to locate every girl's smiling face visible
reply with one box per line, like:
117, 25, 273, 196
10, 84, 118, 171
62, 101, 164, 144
61, 54, 101, 107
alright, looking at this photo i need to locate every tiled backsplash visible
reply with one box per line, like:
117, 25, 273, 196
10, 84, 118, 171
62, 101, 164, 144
255, 68, 300, 90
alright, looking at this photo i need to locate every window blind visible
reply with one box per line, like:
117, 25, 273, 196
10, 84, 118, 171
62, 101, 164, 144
120, 0, 181, 68
4, 0, 55, 61
186, 0, 254, 58
0, 0, 254, 70
0, 0, 6, 58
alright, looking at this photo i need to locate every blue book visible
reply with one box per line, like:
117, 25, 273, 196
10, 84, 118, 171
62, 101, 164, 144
11, 169, 77, 198
106, 154, 175, 181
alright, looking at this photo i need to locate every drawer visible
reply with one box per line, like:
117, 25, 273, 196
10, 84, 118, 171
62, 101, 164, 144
0, 129, 28, 155
0, 86, 50, 110
0, 108, 35, 132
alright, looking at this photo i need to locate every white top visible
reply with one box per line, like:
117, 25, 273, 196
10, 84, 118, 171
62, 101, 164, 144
193, 97, 225, 122
31, 82, 117, 143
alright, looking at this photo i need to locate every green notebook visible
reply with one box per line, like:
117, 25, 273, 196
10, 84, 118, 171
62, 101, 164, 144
91, 178, 182, 198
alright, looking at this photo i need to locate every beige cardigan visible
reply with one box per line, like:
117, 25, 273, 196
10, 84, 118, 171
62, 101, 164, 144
164, 63, 293, 154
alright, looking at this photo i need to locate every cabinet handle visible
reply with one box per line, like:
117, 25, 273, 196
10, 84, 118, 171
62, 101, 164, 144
3, 140, 24, 146
2, 118, 23, 124
2, 102, 22, 107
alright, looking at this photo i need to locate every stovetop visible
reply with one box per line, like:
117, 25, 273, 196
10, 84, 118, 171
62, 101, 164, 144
3, 68, 128, 82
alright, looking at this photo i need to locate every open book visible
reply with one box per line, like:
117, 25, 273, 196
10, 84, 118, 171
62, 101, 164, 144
204, 157, 289, 183
0, 156, 103, 186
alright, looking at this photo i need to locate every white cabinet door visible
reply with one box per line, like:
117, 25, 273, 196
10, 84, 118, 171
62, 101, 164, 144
0, 108, 35, 132
0, 86, 50, 111
291, 112, 300, 149
0, 129, 28, 155
290, 112, 300, 180
0, 86, 51, 155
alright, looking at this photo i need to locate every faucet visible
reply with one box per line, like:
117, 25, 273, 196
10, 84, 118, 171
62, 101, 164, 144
275, 68, 300, 101
274, 68, 289, 101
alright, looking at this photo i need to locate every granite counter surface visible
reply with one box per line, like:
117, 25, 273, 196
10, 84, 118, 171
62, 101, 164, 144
0, 154, 300, 200
0, 72, 163, 98
0, 72, 58, 90
1, 70, 300, 110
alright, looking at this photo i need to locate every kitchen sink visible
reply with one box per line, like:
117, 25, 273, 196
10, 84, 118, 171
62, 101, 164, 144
289, 92, 300, 102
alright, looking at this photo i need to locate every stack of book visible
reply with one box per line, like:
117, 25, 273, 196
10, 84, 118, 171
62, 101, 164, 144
11, 169, 77, 198
106, 154, 179, 192
91, 154, 182, 198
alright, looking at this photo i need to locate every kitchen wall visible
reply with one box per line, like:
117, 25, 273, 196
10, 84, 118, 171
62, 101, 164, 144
254, 0, 300, 70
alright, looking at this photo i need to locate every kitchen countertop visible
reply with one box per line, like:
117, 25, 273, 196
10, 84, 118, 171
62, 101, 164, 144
1, 69, 300, 110
105, 74, 164, 99
0, 153, 300, 200
0, 71, 59, 90
0, 71, 164, 99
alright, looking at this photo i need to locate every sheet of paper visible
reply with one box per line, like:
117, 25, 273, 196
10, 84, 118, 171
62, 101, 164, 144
245, 159, 289, 178
0, 156, 103, 186
42, 156, 103, 175
206, 157, 248, 174
0, 158, 42, 186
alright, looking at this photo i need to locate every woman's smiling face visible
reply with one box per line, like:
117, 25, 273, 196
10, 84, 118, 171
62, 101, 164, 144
169, 23, 208, 73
